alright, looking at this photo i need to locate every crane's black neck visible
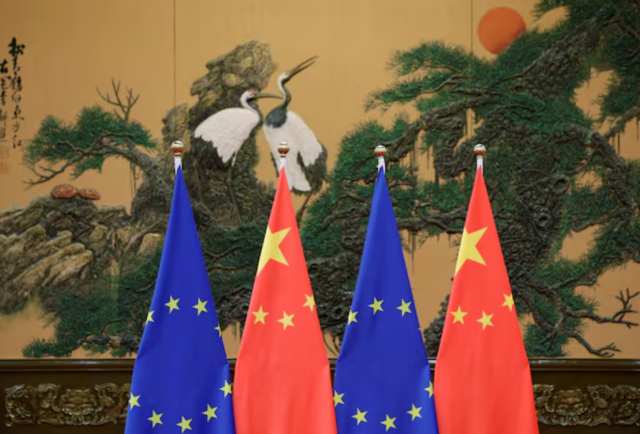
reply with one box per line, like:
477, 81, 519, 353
279, 79, 292, 109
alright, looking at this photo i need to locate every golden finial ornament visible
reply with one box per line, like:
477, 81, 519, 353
278, 142, 290, 158
474, 144, 486, 156
375, 145, 387, 157
474, 144, 486, 169
171, 141, 184, 158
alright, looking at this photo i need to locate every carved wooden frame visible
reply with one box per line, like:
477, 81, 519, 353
1, 359, 639, 431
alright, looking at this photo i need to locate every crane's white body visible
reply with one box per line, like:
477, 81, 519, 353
263, 110, 323, 192
194, 92, 260, 165
262, 74, 324, 192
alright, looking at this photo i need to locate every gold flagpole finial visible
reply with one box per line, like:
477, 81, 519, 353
375, 145, 387, 173
278, 142, 289, 171
474, 144, 486, 169
171, 141, 184, 173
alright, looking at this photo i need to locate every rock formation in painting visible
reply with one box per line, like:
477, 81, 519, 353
3, 1, 640, 358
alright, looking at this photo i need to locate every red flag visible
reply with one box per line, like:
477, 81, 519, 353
434, 165, 539, 434
233, 168, 338, 434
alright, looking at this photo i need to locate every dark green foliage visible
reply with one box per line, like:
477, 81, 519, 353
19, 0, 640, 358
24, 105, 156, 183
303, 0, 640, 357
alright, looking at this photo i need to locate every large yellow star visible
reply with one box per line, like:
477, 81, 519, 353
203, 404, 218, 421
407, 404, 422, 421
397, 299, 412, 316
257, 227, 291, 275
502, 294, 515, 312
333, 390, 345, 407
129, 394, 140, 410
454, 227, 488, 275
369, 297, 384, 314
425, 381, 434, 398
381, 414, 397, 431
277, 311, 295, 330
165, 296, 180, 313
220, 381, 233, 397
252, 306, 269, 324
147, 410, 163, 427
192, 298, 208, 316
450, 305, 468, 324
477, 311, 494, 330
177, 416, 192, 433
348, 310, 358, 325
352, 408, 368, 425
303, 294, 316, 312
146, 311, 154, 324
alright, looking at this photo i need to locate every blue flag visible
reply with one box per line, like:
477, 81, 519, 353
124, 166, 235, 434
333, 168, 439, 433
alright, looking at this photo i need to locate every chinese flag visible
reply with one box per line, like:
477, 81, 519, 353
233, 167, 338, 434
434, 165, 539, 434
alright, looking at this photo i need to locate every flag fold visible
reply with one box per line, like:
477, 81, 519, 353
334, 168, 439, 434
124, 166, 235, 434
434, 166, 539, 434
233, 168, 337, 434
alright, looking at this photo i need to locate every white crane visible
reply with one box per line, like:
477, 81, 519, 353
194, 89, 281, 166
263, 57, 327, 205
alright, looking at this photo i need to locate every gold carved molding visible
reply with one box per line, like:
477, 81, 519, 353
4, 383, 130, 427
534, 384, 640, 427
4, 382, 640, 427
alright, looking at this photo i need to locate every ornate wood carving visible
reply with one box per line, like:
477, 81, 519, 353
534, 384, 640, 427
3, 359, 640, 430
5, 383, 130, 427
5, 382, 640, 427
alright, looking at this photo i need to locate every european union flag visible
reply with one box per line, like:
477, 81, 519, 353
333, 167, 439, 433
124, 165, 235, 434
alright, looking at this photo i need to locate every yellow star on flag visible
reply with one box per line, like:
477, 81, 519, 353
477, 311, 494, 330
220, 380, 232, 397
369, 297, 384, 314
177, 416, 192, 433
333, 390, 345, 407
252, 306, 269, 324
129, 394, 140, 410
348, 310, 358, 325
192, 298, 208, 316
303, 294, 316, 311
425, 381, 434, 398
165, 296, 180, 313
146, 311, 154, 324
203, 404, 218, 421
407, 404, 422, 421
454, 227, 487, 275
381, 414, 397, 431
147, 410, 163, 427
352, 408, 368, 425
450, 305, 468, 324
215, 324, 222, 336
257, 227, 291, 275
397, 299, 412, 316
502, 294, 515, 312
277, 311, 295, 330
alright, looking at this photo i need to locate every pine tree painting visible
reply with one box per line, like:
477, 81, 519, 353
1, 1, 638, 358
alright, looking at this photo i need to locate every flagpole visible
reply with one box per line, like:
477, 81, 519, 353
278, 141, 289, 171
375, 145, 386, 173
171, 140, 184, 173
474, 143, 486, 170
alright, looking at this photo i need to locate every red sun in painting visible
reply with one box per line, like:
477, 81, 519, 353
478, 7, 526, 54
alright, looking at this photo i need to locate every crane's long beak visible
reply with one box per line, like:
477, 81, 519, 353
287, 56, 318, 79
254, 93, 282, 99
